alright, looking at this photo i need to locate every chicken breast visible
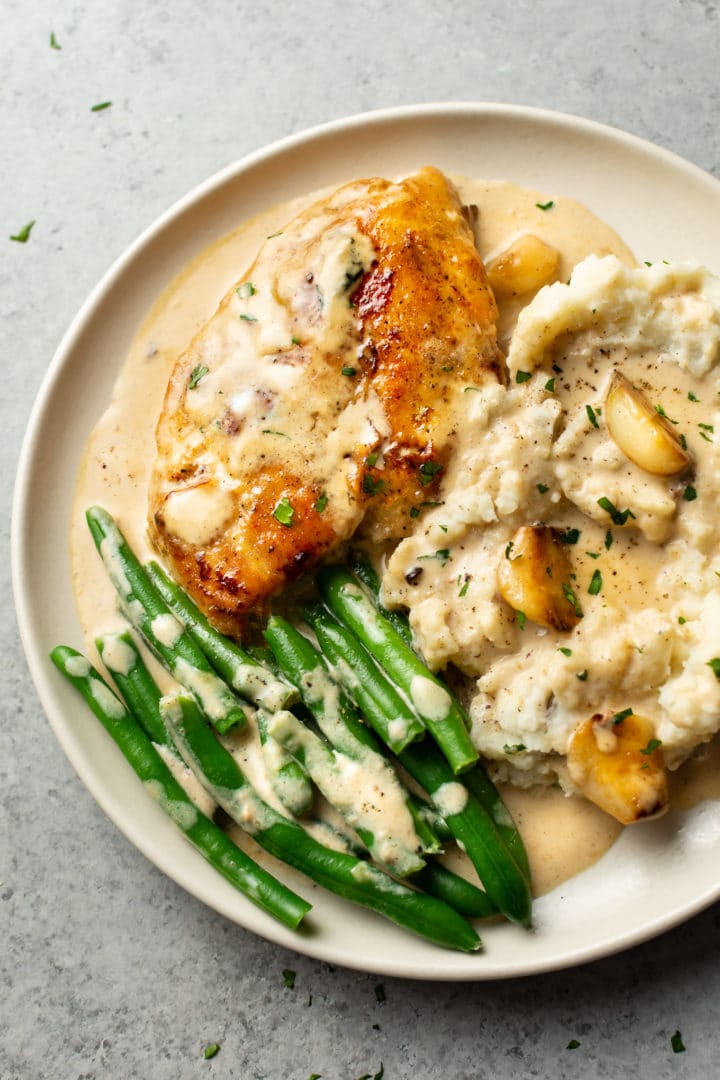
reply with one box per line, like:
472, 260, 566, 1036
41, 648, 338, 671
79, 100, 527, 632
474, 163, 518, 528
149, 166, 502, 634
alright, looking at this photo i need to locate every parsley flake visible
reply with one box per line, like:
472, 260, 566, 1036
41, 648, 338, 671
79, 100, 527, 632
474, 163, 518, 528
238, 312, 258, 322
562, 582, 583, 618
604, 529, 613, 550
576, 669, 588, 681
188, 364, 208, 389
544, 377, 555, 392
291, 335, 301, 345
315, 492, 328, 513
559, 647, 573, 657
537, 483, 549, 494
203, 1043, 220, 1060
90, 101, 112, 112
458, 573, 471, 597
688, 391, 700, 402
363, 473, 387, 497
515, 370, 532, 384
503, 743, 526, 754
409, 506, 420, 519
597, 496, 636, 526
417, 548, 451, 566
9, 220, 35, 243
588, 568, 603, 595
505, 540, 516, 559
516, 610, 527, 630
683, 485, 698, 502
586, 404, 599, 429
558, 527, 581, 545
612, 707, 633, 725
707, 658, 720, 679
236, 281, 256, 297
342, 365, 357, 376
50, 31, 61, 49
566, 1039, 580, 1050
655, 403, 678, 424
678, 615, 686, 625
273, 497, 295, 527
640, 738, 662, 755
671, 1031, 686, 1054
282, 968, 296, 989
536, 200, 555, 211
418, 460, 443, 486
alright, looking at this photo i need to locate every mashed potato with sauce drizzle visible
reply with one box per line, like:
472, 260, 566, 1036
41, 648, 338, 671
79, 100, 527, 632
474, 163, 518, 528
382, 255, 720, 789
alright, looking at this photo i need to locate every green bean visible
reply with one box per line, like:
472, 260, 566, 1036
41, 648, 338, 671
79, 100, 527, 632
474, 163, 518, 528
161, 693, 481, 952
317, 565, 478, 774
85, 507, 245, 735
146, 560, 297, 712
50, 646, 310, 930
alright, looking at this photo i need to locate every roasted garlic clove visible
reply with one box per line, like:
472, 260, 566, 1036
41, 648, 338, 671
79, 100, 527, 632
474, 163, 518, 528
604, 371, 691, 476
567, 711, 668, 825
497, 525, 582, 631
486, 234, 560, 298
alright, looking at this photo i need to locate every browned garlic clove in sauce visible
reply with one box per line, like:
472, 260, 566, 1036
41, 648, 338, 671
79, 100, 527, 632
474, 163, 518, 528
496, 524, 582, 631
604, 371, 692, 477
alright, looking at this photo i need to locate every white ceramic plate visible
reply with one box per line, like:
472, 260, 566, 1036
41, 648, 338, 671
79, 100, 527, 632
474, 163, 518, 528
13, 103, 720, 980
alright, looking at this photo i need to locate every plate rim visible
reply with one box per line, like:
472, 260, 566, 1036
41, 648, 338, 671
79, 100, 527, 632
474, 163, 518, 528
12, 101, 720, 981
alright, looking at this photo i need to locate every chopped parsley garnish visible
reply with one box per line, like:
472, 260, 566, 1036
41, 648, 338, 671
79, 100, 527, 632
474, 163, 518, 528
437, 523, 448, 533
261, 429, 290, 438
188, 364, 208, 389
503, 743, 526, 754
679, 433, 688, 450
366, 452, 379, 467
282, 968, 296, 989
49, 31, 61, 49
409, 506, 420, 519
586, 551, 600, 559
537, 483, 549, 494
342, 366, 357, 376
9, 220, 35, 243
307, 1075, 322, 1080
536, 200, 555, 211
576, 670, 588, 681
699, 422, 714, 432
291, 335, 301, 345
90, 100, 112, 112
588, 568, 603, 595
238, 312, 258, 322
418, 460, 443, 486
683, 485, 698, 502
640, 738, 662, 755
688, 391, 700, 402
558, 528, 580, 545
515, 370, 532, 384
374, 984, 386, 1003
314, 492, 328, 513
604, 529, 613, 550
458, 573, 471, 597
707, 658, 720, 679
655, 403, 678, 424
559, 647, 573, 657
678, 615, 686, 625
671, 1031, 686, 1054
203, 1044, 220, 1060
505, 540, 518, 560
699, 430, 712, 442
611, 707, 633, 725
562, 582, 583, 618
363, 473, 387, 497
544, 377, 555, 392
273, 497, 295, 527
356, 1067, 384, 1080
644, 260, 653, 267
566, 1039, 580, 1050
516, 610, 527, 630
266, 230, 283, 239
586, 404, 599, 429
597, 496, 636, 526
417, 548, 451, 566
236, 281, 256, 297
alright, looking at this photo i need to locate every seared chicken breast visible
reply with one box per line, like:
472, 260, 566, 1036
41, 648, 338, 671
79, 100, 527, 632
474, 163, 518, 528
149, 166, 502, 633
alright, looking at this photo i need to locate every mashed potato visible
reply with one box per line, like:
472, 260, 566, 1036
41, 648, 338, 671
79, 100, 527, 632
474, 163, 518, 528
382, 255, 720, 792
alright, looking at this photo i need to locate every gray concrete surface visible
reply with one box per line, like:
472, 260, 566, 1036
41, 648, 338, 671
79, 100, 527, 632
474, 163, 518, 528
3, 1, 720, 1077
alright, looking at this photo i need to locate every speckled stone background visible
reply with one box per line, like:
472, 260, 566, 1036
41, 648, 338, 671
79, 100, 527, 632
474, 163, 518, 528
3, 1, 720, 1077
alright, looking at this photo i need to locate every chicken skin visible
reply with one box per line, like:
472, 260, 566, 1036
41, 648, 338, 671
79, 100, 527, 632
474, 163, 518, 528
149, 166, 502, 634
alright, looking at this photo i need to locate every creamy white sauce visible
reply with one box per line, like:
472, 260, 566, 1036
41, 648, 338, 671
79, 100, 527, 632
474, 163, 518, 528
409, 676, 451, 723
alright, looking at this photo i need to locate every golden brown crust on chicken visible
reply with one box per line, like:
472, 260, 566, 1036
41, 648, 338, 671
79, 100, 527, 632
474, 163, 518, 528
149, 166, 501, 634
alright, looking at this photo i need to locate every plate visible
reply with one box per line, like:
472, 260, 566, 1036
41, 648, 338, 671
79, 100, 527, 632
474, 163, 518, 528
12, 103, 720, 980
